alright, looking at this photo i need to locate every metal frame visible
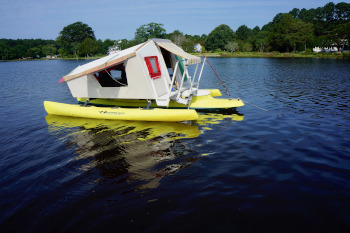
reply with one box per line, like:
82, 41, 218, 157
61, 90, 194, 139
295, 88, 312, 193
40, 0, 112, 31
165, 58, 206, 105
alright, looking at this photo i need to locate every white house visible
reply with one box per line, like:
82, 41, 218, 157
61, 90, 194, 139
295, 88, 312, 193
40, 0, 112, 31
313, 46, 338, 53
194, 43, 202, 53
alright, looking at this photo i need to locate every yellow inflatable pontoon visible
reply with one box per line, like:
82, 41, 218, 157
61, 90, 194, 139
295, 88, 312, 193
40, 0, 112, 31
44, 101, 199, 122
76, 89, 244, 111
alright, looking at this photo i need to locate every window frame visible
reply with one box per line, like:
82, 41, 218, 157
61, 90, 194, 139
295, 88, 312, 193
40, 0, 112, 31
144, 56, 161, 79
94, 63, 128, 87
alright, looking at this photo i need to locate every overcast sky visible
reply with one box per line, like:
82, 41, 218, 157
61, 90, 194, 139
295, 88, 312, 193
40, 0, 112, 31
0, 0, 345, 40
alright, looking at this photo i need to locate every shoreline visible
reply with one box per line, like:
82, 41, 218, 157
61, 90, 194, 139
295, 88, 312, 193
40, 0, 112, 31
196, 51, 350, 59
2, 51, 349, 62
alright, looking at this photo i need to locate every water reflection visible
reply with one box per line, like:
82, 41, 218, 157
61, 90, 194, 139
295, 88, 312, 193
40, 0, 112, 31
197, 109, 244, 125
45, 111, 244, 190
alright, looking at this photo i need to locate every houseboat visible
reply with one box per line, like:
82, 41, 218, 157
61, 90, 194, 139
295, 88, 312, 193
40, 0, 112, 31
44, 38, 244, 121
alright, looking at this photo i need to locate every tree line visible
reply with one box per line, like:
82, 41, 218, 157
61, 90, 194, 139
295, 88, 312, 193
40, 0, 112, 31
0, 39, 58, 60
205, 2, 349, 53
0, 2, 349, 60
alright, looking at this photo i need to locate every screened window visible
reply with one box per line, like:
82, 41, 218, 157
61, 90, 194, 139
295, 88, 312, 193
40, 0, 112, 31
95, 63, 128, 87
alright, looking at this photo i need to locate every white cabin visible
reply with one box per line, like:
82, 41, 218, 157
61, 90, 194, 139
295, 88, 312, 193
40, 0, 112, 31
60, 39, 203, 107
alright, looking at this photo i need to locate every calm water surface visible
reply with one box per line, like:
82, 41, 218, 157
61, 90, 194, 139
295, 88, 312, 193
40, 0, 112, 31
0, 58, 349, 233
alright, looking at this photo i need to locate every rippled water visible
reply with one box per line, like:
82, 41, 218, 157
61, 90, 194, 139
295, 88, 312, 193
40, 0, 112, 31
1, 58, 350, 233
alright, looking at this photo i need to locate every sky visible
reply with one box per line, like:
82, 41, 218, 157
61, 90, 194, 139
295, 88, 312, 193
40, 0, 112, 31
0, 0, 347, 41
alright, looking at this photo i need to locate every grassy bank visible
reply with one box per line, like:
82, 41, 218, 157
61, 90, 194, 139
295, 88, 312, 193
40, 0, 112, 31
62, 51, 350, 60
194, 51, 350, 59
4, 51, 349, 62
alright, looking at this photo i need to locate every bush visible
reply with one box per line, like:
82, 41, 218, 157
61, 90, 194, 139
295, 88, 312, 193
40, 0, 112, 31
343, 52, 350, 59
304, 48, 313, 54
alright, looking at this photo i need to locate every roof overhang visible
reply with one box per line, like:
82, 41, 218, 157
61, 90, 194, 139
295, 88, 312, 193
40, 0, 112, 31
59, 39, 202, 83
59, 43, 143, 83
152, 39, 202, 65
60, 52, 136, 83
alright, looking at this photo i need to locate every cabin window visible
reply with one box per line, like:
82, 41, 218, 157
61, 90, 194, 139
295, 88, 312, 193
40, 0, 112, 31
95, 63, 128, 87
145, 56, 161, 79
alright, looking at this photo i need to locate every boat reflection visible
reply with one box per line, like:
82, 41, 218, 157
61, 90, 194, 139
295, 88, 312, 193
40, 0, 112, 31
197, 110, 244, 126
46, 115, 201, 190
45, 110, 244, 190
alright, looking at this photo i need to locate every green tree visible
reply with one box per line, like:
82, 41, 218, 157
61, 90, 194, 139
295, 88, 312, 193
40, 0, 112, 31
204, 24, 236, 51
168, 30, 187, 47
329, 22, 350, 51
252, 26, 260, 34
297, 20, 314, 51
0, 39, 57, 59
78, 38, 99, 57
241, 42, 253, 52
290, 8, 300, 18
269, 13, 314, 52
323, 2, 337, 33
323, 2, 336, 22
26, 46, 42, 58
225, 41, 239, 52
236, 25, 252, 41
42, 44, 57, 56
71, 42, 80, 58
13, 44, 26, 58
57, 22, 95, 56
268, 14, 296, 51
254, 31, 269, 52
116, 39, 135, 50
25, 48, 35, 58
0, 41, 10, 60
282, 19, 314, 52
96, 39, 107, 54
182, 39, 195, 52
134, 23, 166, 43
188, 34, 202, 43
96, 39, 116, 54
262, 13, 286, 32
290, 2, 350, 38
335, 2, 350, 22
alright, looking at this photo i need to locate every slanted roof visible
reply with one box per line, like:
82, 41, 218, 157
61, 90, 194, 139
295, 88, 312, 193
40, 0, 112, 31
152, 39, 202, 65
60, 39, 202, 83
61, 43, 144, 82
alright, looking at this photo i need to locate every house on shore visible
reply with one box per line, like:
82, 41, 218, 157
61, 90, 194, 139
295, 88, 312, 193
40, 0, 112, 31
313, 39, 349, 53
194, 43, 202, 53
313, 47, 338, 53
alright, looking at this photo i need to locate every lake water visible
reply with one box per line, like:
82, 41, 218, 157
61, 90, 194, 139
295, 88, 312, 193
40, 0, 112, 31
1, 58, 350, 233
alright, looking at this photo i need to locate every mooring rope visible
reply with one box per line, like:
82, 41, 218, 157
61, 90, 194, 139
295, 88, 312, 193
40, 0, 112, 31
104, 69, 127, 86
240, 99, 269, 112
202, 53, 269, 112
202, 53, 232, 99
